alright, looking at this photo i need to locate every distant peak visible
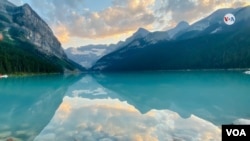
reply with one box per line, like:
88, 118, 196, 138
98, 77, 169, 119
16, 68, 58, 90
137, 27, 149, 32
133, 27, 149, 37
21, 3, 31, 9
176, 21, 189, 28
23, 3, 30, 6
137, 27, 149, 33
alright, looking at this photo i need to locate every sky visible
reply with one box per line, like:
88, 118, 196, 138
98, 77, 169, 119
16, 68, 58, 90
8, 0, 250, 48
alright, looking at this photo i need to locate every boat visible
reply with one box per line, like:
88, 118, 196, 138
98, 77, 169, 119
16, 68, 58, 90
0, 74, 8, 78
244, 70, 250, 75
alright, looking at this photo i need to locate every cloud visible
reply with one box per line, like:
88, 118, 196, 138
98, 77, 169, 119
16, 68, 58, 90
53, 24, 70, 43
70, 0, 155, 38
14, 0, 250, 45
34, 96, 221, 141
26, 0, 155, 41
156, 0, 250, 29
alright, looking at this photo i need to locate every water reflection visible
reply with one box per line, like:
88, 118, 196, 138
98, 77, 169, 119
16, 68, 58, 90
92, 71, 250, 125
35, 96, 221, 141
2, 71, 250, 141
35, 71, 250, 141
0, 74, 83, 141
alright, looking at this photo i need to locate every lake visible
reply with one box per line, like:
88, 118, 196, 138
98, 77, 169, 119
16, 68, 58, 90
0, 71, 250, 141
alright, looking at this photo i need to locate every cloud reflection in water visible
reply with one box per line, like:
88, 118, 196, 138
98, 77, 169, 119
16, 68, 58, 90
35, 96, 221, 141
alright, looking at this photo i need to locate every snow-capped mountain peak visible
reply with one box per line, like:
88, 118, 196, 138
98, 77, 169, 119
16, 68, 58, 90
134, 27, 150, 37
186, 7, 238, 32
144, 21, 190, 43
128, 27, 150, 42
176, 21, 189, 28
117, 27, 150, 48
65, 44, 118, 69
167, 21, 189, 38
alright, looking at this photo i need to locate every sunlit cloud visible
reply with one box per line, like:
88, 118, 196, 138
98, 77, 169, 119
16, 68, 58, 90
8, 0, 250, 47
157, 0, 250, 29
25, 0, 155, 39
53, 24, 70, 44
213, 0, 250, 9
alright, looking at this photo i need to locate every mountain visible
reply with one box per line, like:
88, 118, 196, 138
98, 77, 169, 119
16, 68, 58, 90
65, 44, 117, 69
144, 21, 189, 44
66, 24, 188, 69
173, 7, 248, 40
66, 20, 187, 68
168, 21, 189, 38
65, 28, 150, 68
92, 6, 250, 71
0, 75, 82, 141
0, 0, 85, 74
126, 28, 150, 44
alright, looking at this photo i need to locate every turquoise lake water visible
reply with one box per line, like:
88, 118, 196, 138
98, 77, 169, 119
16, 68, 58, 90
0, 71, 250, 141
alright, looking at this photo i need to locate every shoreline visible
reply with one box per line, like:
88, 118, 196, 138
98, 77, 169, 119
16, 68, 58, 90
88, 68, 250, 74
8, 72, 61, 77
2, 68, 249, 77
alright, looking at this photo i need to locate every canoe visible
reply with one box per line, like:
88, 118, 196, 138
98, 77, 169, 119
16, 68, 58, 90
0, 75, 8, 78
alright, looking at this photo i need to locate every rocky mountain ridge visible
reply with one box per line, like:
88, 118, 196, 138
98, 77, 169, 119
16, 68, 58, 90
0, 1, 85, 73
91, 6, 250, 71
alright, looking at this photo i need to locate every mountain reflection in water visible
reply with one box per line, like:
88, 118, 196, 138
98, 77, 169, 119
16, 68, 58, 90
36, 71, 250, 141
1, 71, 250, 141
0, 74, 83, 141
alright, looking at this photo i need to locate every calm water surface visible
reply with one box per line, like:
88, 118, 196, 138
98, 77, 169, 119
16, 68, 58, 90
0, 71, 250, 141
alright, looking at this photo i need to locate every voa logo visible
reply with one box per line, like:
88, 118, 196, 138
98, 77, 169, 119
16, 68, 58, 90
226, 129, 246, 137
224, 13, 235, 25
